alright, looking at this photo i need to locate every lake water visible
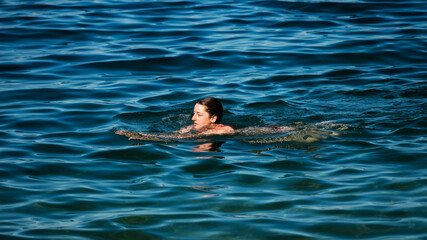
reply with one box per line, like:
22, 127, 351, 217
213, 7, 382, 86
1, 0, 426, 239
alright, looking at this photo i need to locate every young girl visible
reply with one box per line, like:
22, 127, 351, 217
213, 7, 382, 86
115, 97, 342, 143
180, 97, 234, 135
115, 97, 234, 141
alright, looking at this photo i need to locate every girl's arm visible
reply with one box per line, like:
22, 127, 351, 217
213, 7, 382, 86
115, 130, 173, 142
115, 127, 199, 142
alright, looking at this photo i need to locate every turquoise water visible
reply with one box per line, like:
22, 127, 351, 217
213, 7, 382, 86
1, 0, 426, 239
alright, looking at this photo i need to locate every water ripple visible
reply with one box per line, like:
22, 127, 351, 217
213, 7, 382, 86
0, 0, 426, 239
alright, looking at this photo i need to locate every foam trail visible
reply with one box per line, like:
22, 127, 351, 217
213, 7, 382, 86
116, 122, 345, 144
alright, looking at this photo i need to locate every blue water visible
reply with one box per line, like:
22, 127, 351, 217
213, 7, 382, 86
1, 0, 426, 239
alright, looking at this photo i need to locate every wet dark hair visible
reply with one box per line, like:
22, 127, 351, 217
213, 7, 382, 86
197, 97, 223, 124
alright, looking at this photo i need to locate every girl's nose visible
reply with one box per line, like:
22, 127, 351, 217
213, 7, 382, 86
191, 114, 196, 121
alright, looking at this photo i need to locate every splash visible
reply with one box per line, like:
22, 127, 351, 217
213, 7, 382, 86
116, 121, 347, 144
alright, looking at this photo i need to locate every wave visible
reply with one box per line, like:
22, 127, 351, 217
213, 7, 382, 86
115, 121, 347, 145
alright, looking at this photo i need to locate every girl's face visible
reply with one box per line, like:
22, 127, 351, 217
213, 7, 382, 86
192, 103, 216, 131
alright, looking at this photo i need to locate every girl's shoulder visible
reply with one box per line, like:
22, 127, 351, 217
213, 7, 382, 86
218, 124, 234, 129
217, 124, 235, 133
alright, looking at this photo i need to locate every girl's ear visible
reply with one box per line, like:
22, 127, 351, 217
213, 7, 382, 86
210, 115, 217, 123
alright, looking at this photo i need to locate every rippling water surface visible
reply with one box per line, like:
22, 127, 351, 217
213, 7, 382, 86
1, 0, 426, 239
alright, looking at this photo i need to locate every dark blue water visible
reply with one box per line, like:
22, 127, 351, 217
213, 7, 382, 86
1, 0, 426, 239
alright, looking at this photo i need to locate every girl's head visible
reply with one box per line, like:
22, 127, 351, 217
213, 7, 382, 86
197, 97, 223, 123
192, 97, 223, 130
